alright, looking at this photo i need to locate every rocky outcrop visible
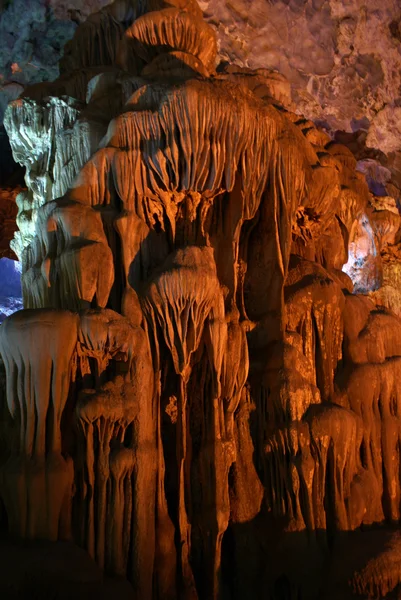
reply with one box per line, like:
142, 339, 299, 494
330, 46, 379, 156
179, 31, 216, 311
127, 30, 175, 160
2, 1, 401, 599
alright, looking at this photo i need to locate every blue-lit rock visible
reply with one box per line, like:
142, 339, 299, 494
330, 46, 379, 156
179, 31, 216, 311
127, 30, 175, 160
0, 257, 22, 323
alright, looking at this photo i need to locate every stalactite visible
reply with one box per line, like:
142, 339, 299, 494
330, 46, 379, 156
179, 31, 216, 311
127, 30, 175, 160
2, 1, 401, 598
75, 314, 156, 597
122, 8, 217, 72
285, 256, 344, 401
0, 309, 79, 539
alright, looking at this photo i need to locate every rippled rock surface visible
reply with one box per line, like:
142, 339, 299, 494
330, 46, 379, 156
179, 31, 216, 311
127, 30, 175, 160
2, 2, 401, 599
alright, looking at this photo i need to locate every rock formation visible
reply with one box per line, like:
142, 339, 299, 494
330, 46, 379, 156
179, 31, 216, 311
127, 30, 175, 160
0, 186, 18, 259
2, 1, 401, 599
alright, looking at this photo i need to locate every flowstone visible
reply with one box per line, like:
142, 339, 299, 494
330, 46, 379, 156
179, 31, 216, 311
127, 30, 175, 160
2, 1, 401, 599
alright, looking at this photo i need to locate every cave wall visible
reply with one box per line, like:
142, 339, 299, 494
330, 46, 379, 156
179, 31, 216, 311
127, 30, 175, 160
2, 0, 401, 151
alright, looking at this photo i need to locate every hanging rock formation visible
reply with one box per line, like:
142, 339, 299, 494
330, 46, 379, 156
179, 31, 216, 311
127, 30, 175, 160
3, 1, 401, 599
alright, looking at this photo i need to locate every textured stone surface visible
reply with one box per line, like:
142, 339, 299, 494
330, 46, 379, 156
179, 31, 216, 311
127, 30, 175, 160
1, 0, 401, 155
0, 257, 22, 324
202, 0, 401, 150
0, 186, 19, 258
3, 1, 401, 599
0, 0, 111, 120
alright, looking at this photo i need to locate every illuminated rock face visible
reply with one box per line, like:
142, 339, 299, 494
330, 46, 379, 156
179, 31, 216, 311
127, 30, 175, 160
0, 257, 22, 323
3, 1, 401, 598
2, 0, 401, 156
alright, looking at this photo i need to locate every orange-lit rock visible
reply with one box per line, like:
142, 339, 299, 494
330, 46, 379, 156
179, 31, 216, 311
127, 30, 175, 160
0, 187, 19, 260
1, 1, 401, 599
